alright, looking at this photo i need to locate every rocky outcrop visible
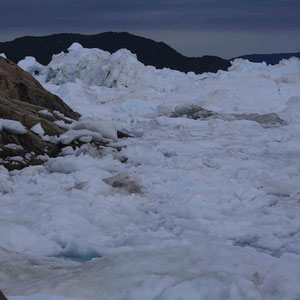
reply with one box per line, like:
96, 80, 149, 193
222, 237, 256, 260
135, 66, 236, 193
0, 290, 8, 300
0, 57, 79, 120
0, 56, 81, 170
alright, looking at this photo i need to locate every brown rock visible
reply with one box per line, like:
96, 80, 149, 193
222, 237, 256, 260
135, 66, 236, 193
0, 57, 81, 170
0, 94, 66, 136
0, 56, 79, 120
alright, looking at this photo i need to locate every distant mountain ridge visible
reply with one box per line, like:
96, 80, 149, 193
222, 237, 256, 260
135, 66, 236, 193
232, 52, 300, 65
0, 32, 231, 74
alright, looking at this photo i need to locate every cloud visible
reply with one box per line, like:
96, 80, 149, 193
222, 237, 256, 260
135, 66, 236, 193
0, 0, 299, 31
0, 0, 299, 57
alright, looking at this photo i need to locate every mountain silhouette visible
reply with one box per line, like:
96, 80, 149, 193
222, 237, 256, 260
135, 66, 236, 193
0, 32, 231, 74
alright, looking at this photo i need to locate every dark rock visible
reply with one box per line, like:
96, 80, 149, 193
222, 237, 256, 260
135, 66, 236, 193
229, 113, 288, 128
171, 105, 287, 128
171, 105, 217, 119
117, 130, 133, 139
103, 173, 143, 194
0, 290, 8, 300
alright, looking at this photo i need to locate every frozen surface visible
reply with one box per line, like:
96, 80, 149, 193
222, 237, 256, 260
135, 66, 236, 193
2, 44, 300, 299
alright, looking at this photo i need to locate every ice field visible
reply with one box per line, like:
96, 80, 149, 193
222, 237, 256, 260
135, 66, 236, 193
1, 43, 300, 299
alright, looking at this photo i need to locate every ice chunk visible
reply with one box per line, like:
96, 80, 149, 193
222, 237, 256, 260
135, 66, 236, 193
18, 56, 44, 76
41, 46, 110, 86
72, 118, 117, 141
38, 44, 158, 89
103, 49, 155, 89
39, 109, 54, 117
31, 123, 45, 136
278, 96, 300, 123
45, 155, 117, 174
78, 136, 93, 143
58, 129, 103, 144
68, 42, 83, 52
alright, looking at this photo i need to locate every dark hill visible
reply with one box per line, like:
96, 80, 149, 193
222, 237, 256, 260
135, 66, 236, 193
0, 32, 230, 74
232, 52, 300, 65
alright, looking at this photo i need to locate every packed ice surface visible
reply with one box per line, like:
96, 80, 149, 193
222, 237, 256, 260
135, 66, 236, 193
2, 43, 300, 299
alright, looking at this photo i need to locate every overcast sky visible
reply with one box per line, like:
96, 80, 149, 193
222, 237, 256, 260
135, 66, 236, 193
0, 0, 299, 58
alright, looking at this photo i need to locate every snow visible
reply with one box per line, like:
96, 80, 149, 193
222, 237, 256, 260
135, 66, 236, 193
58, 129, 102, 144
39, 109, 54, 117
0, 53, 7, 58
71, 118, 118, 140
0, 118, 27, 134
4, 144, 24, 150
2, 43, 300, 299
31, 123, 45, 136
277, 96, 300, 123
0, 166, 13, 193
6, 156, 24, 162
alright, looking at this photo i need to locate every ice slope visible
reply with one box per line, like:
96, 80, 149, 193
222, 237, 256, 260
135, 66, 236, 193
1, 43, 300, 299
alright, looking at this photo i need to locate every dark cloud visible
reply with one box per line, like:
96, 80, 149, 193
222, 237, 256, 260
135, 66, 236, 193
1, 0, 299, 30
0, 0, 299, 57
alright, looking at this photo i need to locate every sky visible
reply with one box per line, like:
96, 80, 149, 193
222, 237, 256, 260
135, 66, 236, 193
0, 0, 299, 58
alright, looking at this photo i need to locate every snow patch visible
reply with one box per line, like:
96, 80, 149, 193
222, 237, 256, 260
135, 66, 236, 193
39, 109, 54, 117
0, 118, 27, 134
